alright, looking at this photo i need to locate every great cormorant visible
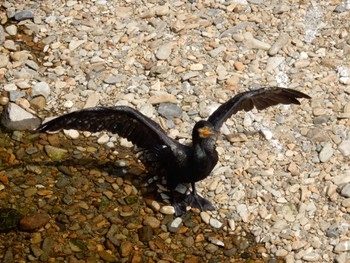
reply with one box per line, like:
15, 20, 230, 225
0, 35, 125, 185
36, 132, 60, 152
37, 87, 310, 215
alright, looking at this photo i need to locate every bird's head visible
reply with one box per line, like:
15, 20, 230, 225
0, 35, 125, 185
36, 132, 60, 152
192, 121, 217, 143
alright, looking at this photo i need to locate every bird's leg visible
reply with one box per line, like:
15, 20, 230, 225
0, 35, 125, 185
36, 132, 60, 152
185, 182, 215, 212
171, 190, 188, 216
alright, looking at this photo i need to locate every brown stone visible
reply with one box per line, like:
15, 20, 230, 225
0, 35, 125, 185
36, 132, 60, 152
19, 213, 50, 232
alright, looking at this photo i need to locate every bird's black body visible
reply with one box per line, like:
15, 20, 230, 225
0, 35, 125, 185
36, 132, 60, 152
37, 87, 310, 215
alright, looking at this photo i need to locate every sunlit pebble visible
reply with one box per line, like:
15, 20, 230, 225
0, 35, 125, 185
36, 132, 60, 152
0, 96, 9, 105
64, 100, 74, 108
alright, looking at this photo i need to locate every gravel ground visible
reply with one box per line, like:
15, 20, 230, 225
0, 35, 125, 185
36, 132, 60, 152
1, 0, 350, 262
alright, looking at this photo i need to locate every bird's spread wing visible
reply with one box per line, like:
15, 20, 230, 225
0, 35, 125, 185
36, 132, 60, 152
37, 106, 179, 151
207, 87, 311, 130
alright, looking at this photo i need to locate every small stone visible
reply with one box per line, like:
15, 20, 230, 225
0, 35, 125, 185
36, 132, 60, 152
266, 57, 285, 71
237, 204, 250, 222
205, 244, 219, 253
19, 213, 50, 232
200, 211, 210, 224
190, 63, 204, 71
11, 51, 30, 62
5, 25, 17, 36
158, 103, 182, 119
340, 184, 350, 198
24, 187, 37, 197
44, 145, 68, 161
143, 216, 160, 229
319, 143, 334, 162
32, 82, 50, 99
338, 140, 350, 157
69, 39, 86, 51
294, 60, 311, 68
334, 240, 350, 252
14, 11, 34, 21
120, 241, 133, 257
302, 253, 320, 262
63, 129, 80, 139
156, 42, 172, 60
169, 217, 182, 233
159, 206, 175, 215
138, 226, 153, 242
97, 134, 109, 144
268, 33, 290, 56
234, 61, 245, 71
209, 218, 222, 228
0, 54, 9, 68
1, 103, 41, 130
332, 171, 350, 185
243, 32, 271, 50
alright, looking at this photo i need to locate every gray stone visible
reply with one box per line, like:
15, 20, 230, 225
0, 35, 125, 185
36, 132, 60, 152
338, 140, 350, 156
1, 103, 41, 130
158, 103, 182, 119
268, 33, 290, 55
340, 184, 350, 198
156, 42, 172, 60
266, 57, 285, 71
243, 32, 271, 50
319, 143, 334, 162
209, 218, 223, 228
334, 240, 350, 252
32, 82, 51, 99
14, 11, 34, 21
168, 217, 182, 233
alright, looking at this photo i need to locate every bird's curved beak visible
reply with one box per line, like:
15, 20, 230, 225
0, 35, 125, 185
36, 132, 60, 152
198, 126, 217, 138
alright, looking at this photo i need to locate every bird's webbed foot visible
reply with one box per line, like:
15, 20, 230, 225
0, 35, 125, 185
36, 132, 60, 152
184, 191, 216, 212
172, 198, 188, 217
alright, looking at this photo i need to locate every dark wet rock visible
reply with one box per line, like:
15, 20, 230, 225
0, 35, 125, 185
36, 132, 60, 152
138, 226, 153, 242
55, 177, 71, 188
19, 213, 50, 232
120, 241, 133, 257
0, 208, 22, 232
40, 237, 54, 261
1, 103, 41, 130
99, 250, 117, 261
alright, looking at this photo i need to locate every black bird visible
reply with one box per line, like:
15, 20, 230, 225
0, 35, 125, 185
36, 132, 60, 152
37, 87, 310, 215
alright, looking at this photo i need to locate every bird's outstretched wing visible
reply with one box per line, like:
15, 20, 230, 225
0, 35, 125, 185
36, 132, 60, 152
37, 106, 178, 151
207, 87, 311, 130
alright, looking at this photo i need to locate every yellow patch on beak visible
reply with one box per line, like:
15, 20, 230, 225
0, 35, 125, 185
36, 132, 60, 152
198, 126, 216, 138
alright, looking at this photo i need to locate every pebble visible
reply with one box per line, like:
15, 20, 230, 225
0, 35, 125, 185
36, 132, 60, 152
19, 213, 50, 232
97, 134, 110, 144
0, 54, 9, 68
32, 82, 51, 99
14, 11, 34, 21
158, 103, 182, 119
334, 240, 350, 253
5, 25, 17, 36
209, 218, 223, 229
143, 216, 160, 229
63, 129, 80, 139
266, 57, 285, 71
156, 42, 173, 60
268, 32, 290, 55
1, 103, 41, 130
169, 217, 182, 233
44, 145, 68, 161
159, 206, 175, 215
200, 211, 210, 224
338, 140, 350, 157
340, 184, 350, 198
319, 143, 334, 162
243, 32, 271, 50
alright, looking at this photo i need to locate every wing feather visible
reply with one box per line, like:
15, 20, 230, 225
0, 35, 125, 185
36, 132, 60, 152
37, 106, 177, 151
208, 87, 310, 130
